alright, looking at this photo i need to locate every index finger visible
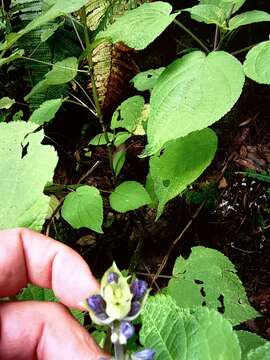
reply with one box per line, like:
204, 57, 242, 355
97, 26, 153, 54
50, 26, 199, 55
0, 228, 99, 309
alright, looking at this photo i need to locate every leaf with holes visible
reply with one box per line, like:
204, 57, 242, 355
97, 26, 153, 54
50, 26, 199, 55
140, 295, 241, 360
97, 2, 179, 50
109, 181, 151, 212
111, 96, 145, 133
131, 67, 165, 91
61, 185, 103, 233
28, 98, 64, 125
150, 128, 217, 219
0, 122, 58, 231
167, 246, 259, 326
143, 51, 244, 156
229, 10, 270, 30
243, 40, 270, 85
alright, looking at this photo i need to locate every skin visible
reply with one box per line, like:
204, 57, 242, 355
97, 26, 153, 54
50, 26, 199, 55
0, 228, 109, 360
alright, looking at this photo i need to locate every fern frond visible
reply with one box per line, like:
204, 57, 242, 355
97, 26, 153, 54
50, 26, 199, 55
87, 39, 139, 115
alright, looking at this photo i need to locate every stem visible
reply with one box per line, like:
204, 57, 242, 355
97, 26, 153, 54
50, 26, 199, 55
81, 6, 114, 176
231, 44, 256, 56
114, 342, 125, 360
174, 19, 210, 53
213, 25, 219, 51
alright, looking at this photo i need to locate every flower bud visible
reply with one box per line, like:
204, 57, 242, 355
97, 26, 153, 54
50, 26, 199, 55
119, 321, 135, 344
87, 294, 108, 321
131, 349, 155, 360
130, 279, 148, 301
128, 301, 141, 317
108, 272, 119, 284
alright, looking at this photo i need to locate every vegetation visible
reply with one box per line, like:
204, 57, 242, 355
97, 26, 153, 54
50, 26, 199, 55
0, 0, 270, 358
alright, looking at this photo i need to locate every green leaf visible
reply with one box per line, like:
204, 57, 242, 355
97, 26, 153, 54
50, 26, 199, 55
143, 51, 244, 156
28, 98, 64, 125
131, 68, 165, 92
243, 40, 270, 85
140, 295, 241, 360
167, 246, 259, 326
109, 181, 151, 212
0, 122, 58, 231
113, 150, 126, 177
247, 342, 270, 360
96, 2, 179, 50
150, 128, 217, 218
61, 185, 103, 233
236, 331, 266, 360
25, 57, 78, 100
0, 0, 90, 51
229, 10, 270, 30
111, 96, 145, 133
114, 132, 131, 147
17, 284, 84, 324
185, 4, 226, 27
0, 97, 15, 110
0, 49, 24, 68
40, 20, 64, 42
199, 0, 245, 17
89, 132, 114, 145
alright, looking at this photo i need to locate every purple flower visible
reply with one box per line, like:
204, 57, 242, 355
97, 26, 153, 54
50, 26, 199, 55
130, 279, 148, 301
128, 301, 141, 317
131, 349, 155, 360
87, 294, 108, 320
119, 321, 135, 343
107, 271, 119, 284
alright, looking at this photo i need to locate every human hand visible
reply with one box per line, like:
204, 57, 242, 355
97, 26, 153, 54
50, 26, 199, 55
0, 228, 109, 360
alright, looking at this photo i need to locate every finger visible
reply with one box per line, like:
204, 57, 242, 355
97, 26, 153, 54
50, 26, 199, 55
0, 228, 99, 308
0, 301, 109, 360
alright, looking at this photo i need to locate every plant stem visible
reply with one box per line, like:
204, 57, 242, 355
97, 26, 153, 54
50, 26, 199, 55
213, 25, 219, 51
174, 19, 210, 53
231, 44, 256, 56
81, 6, 114, 176
114, 342, 125, 360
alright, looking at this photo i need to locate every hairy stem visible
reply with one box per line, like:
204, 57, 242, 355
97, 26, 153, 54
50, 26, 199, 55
114, 342, 125, 360
174, 19, 210, 53
81, 6, 114, 177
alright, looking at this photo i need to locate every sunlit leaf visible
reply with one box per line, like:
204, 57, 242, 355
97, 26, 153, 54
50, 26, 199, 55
143, 51, 244, 156
97, 2, 179, 50
62, 185, 103, 233
243, 40, 270, 85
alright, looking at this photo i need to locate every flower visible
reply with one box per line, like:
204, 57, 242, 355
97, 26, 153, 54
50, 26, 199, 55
84, 262, 149, 325
119, 321, 135, 344
101, 263, 133, 321
130, 279, 148, 301
131, 349, 155, 360
86, 294, 109, 323
108, 272, 119, 284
